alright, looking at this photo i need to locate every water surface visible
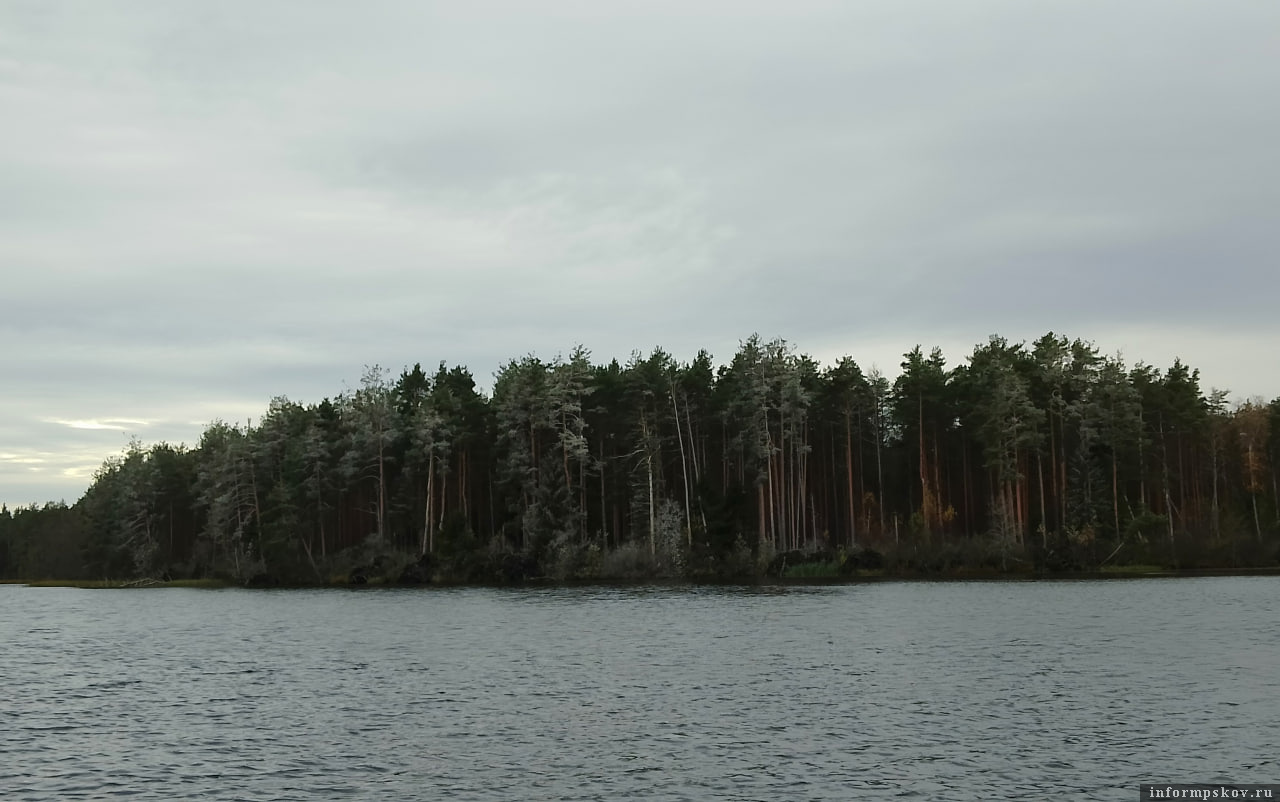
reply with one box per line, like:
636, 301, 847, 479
4, 578, 1277, 800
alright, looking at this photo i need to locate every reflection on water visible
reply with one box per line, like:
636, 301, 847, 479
4, 578, 1278, 801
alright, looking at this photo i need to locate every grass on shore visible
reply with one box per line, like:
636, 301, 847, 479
782, 560, 841, 579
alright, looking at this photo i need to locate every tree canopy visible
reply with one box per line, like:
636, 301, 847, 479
4, 334, 1278, 583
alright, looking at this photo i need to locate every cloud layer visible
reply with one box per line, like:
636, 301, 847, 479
4, 1, 1279, 506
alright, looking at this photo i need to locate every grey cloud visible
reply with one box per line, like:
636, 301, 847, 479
4, 0, 1280, 506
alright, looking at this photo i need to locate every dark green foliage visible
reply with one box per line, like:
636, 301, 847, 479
11, 335, 1280, 583
0, 502, 89, 580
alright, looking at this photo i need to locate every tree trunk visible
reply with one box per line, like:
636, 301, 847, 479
918, 392, 928, 534
424, 454, 435, 555
314, 461, 327, 559
1112, 453, 1121, 541
454, 448, 466, 532
1159, 416, 1174, 549
1137, 408, 1146, 510
376, 426, 386, 539
648, 452, 656, 558
1210, 437, 1221, 541
671, 388, 692, 548
875, 418, 885, 540
599, 439, 608, 549
758, 484, 767, 547
1048, 412, 1058, 534
1037, 454, 1047, 549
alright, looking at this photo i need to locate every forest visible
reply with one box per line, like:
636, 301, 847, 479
3, 333, 1279, 585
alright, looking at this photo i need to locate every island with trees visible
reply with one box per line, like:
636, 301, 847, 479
3, 333, 1278, 586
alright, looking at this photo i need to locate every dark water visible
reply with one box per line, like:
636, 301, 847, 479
3, 578, 1277, 800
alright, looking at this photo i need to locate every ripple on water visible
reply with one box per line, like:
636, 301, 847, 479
2, 579, 1278, 800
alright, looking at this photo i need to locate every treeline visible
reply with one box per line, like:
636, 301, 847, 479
3, 333, 1279, 584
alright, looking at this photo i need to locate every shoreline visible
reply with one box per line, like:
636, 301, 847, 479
8, 565, 1280, 590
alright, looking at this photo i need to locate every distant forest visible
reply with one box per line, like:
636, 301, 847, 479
3, 333, 1279, 584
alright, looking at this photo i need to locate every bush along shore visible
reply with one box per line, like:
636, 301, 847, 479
3, 333, 1278, 587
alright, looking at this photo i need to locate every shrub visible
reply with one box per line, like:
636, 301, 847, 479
599, 542, 655, 580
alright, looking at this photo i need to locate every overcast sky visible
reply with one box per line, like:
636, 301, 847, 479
4, 1, 1279, 507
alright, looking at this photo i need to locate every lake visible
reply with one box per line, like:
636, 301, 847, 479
3, 578, 1277, 800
